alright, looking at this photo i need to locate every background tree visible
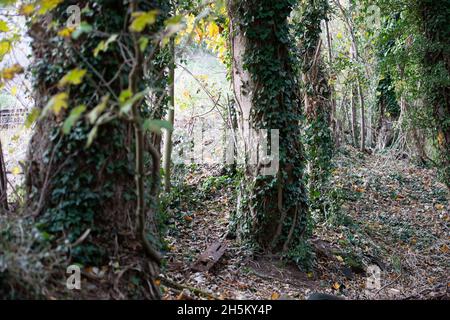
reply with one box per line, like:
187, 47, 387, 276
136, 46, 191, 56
416, 0, 450, 187
0, 139, 7, 211
228, 0, 309, 260
293, 0, 334, 220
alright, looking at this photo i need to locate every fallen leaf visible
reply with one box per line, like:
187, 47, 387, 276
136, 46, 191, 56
271, 292, 280, 300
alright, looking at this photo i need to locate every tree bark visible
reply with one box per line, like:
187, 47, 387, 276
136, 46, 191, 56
351, 86, 358, 146
418, 0, 450, 187
25, 1, 165, 299
0, 139, 7, 211
163, 37, 175, 193
228, 0, 308, 252
357, 80, 366, 151
325, 19, 338, 146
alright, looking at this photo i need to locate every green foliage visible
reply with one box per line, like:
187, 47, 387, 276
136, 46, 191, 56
286, 239, 315, 272
375, 74, 400, 119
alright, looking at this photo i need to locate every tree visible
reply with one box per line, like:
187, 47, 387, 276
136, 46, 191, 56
333, 0, 367, 152
228, 0, 309, 256
293, 0, 333, 219
416, 0, 450, 187
0, 139, 7, 211
25, 0, 171, 299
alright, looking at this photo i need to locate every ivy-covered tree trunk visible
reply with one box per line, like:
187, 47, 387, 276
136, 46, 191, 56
25, 1, 168, 299
294, 0, 333, 219
417, 0, 450, 188
228, 0, 309, 256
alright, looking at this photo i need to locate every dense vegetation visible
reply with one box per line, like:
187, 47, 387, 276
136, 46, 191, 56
0, 0, 448, 300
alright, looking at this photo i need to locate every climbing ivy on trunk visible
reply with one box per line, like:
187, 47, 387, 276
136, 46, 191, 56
292, 0, 334, 221
228, 0, 309, 262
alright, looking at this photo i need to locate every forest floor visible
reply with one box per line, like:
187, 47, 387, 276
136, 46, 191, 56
163, 145, 449, 300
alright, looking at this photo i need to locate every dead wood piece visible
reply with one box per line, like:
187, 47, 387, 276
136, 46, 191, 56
191, 240, 228, 272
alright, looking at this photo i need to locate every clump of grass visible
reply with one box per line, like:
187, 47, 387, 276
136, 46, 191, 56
0, 214, 65, 299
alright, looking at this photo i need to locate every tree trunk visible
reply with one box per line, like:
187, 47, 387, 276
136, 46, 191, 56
351, 86, 358, 146
418, 0, 450, 187
325, 19, 338, 146
296, 0, 333, 220
228, 0, 308, 253
0, 139, 7, 211
25, 1, 165, 299
357, 80, 366, 151
163, 37, 175, 193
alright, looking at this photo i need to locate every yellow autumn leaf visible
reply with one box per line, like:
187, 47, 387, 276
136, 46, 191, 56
0, 64, 24, 80
437, 132, 445, 146
336, 255, 344, 263
10, 86, 17, 96
129, 10, 159, 32
208, 22, 220, 38
38, 0, 63, 15
332, 282, 341, 290
195, 26, 204, 42
0, 40, 11, 58
435, 204, 445, 210
182, 90, 191, 99
270, 292, 280, 300
0, 20, 9, 33
58, 68, 87, 87
45, 92, 69, 115
11, 166, 21, 176
19, 4, 35, 16
93, 34, 118, 57
57, 26, 75, 38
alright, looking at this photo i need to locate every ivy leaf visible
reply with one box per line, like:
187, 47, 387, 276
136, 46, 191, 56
71, 22, 93, 40
87, 94, 109, 124
138, 36, 149, 52
143, 119, 173, 134
129, 10, 159, 32
86, 126, 98, 148
63, 104, 86, 134
44, 92, 69, 115
58, 68, 87, 87
93, 34, 118, 57
120, 89, 148, 114
164, 15, 183, 26
118, 89, 132, 104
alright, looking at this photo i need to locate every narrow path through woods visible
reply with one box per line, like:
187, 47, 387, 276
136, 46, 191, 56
164, 146, 449, 300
